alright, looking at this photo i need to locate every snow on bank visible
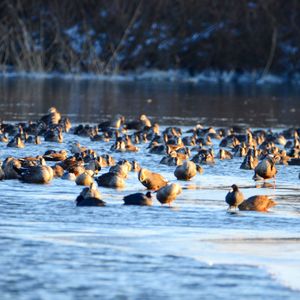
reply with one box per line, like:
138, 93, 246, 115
1, 69, 300, 85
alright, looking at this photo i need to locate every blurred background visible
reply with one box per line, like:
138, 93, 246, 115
0, 0, 299, 125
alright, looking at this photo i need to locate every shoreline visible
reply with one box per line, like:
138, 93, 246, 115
1, 69, 300, 85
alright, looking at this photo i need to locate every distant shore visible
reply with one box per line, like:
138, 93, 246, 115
1, 69, 300, 85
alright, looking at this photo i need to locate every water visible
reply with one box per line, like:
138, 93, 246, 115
0, 77, 300, 126
1, 77, 300, 299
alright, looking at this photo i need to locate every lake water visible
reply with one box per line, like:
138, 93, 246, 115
0, 77, 300, 300
0, 77, 299, 126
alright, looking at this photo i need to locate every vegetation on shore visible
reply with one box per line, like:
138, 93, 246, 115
0, 0, 299, 77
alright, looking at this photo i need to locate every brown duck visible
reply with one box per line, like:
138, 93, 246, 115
238, 195, 277, 212
156, 183, 182, 206
138, 168, 168, 190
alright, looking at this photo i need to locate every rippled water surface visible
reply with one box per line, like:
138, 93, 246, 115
0, 77, 300, 125
1, 78, 300, 299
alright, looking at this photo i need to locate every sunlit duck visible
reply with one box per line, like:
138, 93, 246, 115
131, 160, 141, 172
44, 150, 68, 161
96, 172, 125, 188
125, 114, 152, 130
7, 137, 25, 148
99, 154, 115, 167
13, 157, 53, 184
174, 161, 197, 180
238, 195, 277, 212
58, 155, 84, 172
156, 183, 182, 206
191, 148, 215, 164
40, 107, 61, 125
167, 146, 190, 160
109, 163, 130, 179
76, 183, 105, 206
246, 131, 257, 148
138, 168, 168, 190
111, 140, 126, 152
233, 143, 248, 157
98, 114, 125, 130
218, 149, 233, 160
276, 134, 287, 146
149, 141, 166, 154
75, 170, 94, 186
1, 157, 22, 179
51, 164, 65, 178
60, 117, 72, 133
225, 184, 245, 210
219, 135, 240, 148
240, 153, 259, 170
123, 191, 152, 206
124, 135, 139, 152
253, 156, 277, 181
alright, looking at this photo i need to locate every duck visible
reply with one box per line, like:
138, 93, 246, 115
225, 184, 245, 210
156, 183, 182, 206
96, 172, 125, 188
253, 156, 277, 181
2, 157, 22, 179
26, 135, 41, 144
160, 155, 182, 166
43, 150, 68, 161
240, 154, 259, 170
174, 161, 197, 180
51, 164, 65, 178
98, 114, 124, 130
238, 195, 277, 212
75, 170, 94, 186
13, 157, 53, 184
138, 168, 168, 190
7, 137, 25, 148
76, 183, 105, 206
40, 107, 61, 125
218, 149, 233, 160
109, 162, 130, 179
123, 191, 152, 206
125, 114, 152, 130
131, 160, 141, 172
44, 127, 63, 143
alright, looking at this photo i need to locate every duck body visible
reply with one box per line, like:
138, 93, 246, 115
75, 172, 94, 186
123, 192, 152, 206
156, 183, 182, 205
138, 168, 168, 190
254, 157, 277, 180
174, 161, 197, 180
14, 163, 53, 184
96, 172, 125, 188
76, 183, 105, 206
76, 196, 106, 206
238, 195, 276, 212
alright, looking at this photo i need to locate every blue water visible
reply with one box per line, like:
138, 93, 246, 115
1, 123, 300, 300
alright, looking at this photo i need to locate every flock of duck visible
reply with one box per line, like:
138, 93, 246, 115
0, 107, 299, 212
